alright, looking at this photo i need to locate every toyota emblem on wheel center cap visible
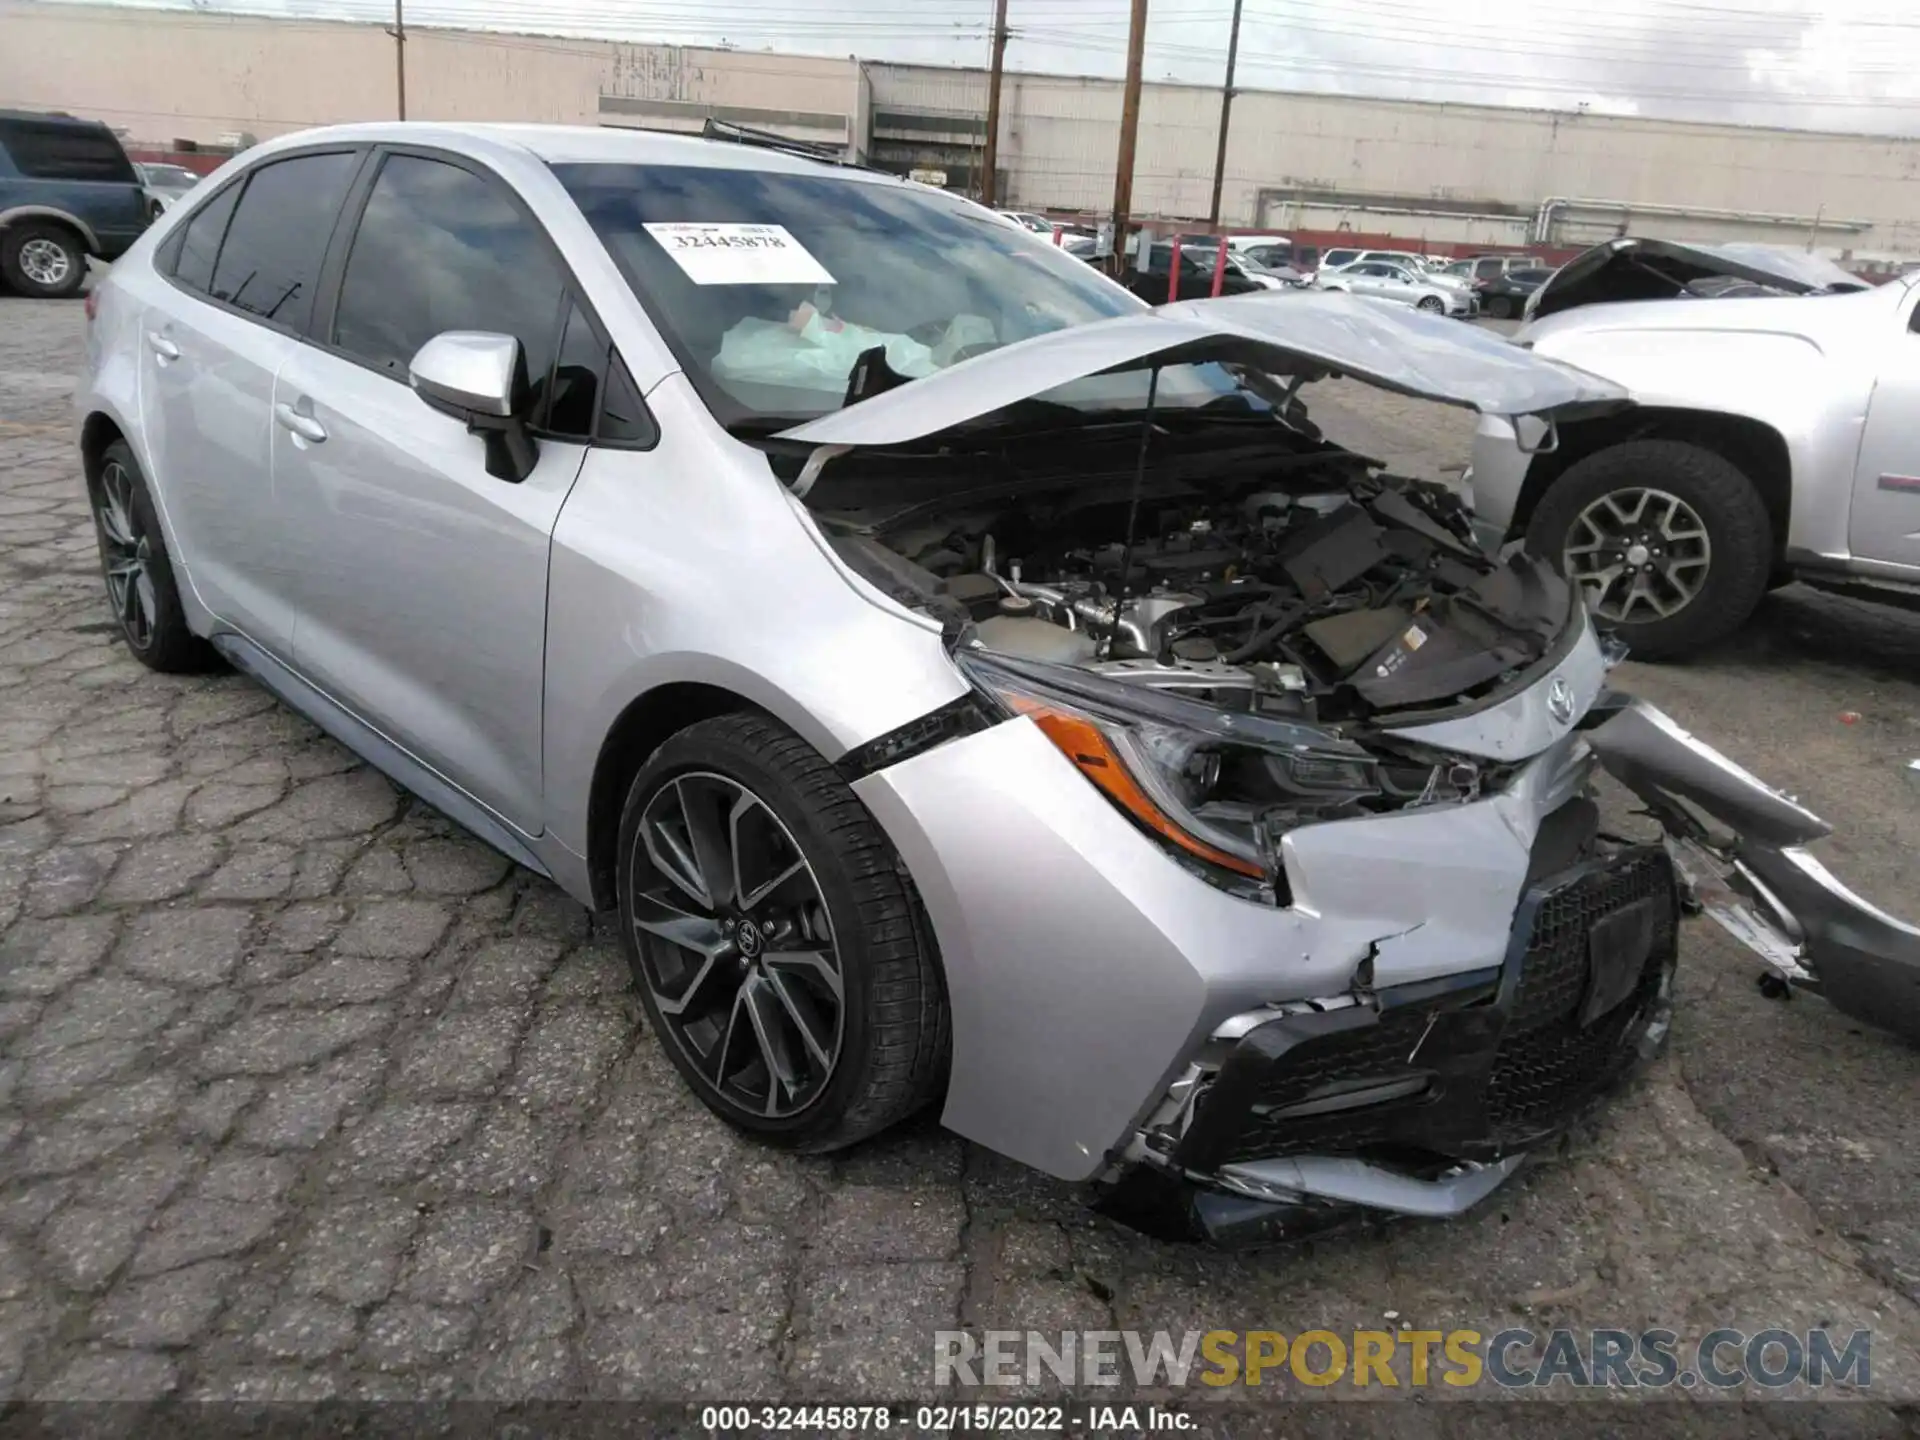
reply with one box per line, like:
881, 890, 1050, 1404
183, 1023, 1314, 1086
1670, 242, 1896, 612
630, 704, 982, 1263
1547, 675, 1576, 725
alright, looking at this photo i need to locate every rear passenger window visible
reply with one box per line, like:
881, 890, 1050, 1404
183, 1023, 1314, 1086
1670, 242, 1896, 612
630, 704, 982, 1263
332, 154, 566, 387
173, 182, 241, 294
0, 122, 137, 183
209, 152, 357, 333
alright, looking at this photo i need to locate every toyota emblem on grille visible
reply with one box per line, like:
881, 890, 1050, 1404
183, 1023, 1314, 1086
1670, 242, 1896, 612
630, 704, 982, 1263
1547, 676, 1576, 725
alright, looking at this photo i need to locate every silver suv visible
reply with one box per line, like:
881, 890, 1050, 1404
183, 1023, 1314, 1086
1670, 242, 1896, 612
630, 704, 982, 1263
76, 123, 1920, 1243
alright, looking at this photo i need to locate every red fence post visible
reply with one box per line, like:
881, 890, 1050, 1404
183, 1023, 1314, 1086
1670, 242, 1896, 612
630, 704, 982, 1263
1211, 235, 1228, 297
1167, 234, 1183, 304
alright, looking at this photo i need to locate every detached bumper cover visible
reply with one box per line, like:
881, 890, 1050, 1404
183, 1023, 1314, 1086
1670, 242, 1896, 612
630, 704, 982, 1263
1587, 696, 1920, 1043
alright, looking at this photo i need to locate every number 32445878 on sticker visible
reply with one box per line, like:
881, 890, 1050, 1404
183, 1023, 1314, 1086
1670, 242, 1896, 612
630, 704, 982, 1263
642, 222, 836, 286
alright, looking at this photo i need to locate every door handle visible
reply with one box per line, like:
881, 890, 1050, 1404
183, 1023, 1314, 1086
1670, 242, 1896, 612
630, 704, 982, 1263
274, 402, 328, 444
146, 332, 179, 361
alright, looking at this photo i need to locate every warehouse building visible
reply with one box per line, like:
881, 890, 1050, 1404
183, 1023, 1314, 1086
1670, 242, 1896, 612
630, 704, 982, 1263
4, 0, 1918, 260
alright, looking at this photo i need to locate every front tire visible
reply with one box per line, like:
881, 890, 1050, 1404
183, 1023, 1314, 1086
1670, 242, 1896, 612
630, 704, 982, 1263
1486, 294, 1513, 319
1417, 294, 1445, 312
2, 221, 87, 299
86, 440, 218, 672
1526, 439, 1773, 660
616, 713, 948, 1152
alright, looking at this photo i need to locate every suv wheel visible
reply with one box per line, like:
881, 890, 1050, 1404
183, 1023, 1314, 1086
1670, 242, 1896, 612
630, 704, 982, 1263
1486, 295, 1514, 319
1527, 439, 1773, 659
86, 440, 218, 672
2, 221, 87, 299
617, 713, 948, 1152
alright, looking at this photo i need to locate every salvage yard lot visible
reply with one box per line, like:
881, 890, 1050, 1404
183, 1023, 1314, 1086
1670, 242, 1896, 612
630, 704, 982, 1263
2, 290, 1918, 1411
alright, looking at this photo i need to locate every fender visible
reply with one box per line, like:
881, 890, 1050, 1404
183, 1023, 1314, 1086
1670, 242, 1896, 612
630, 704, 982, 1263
0, 204, 104, 253
1524, 314, 1882, 557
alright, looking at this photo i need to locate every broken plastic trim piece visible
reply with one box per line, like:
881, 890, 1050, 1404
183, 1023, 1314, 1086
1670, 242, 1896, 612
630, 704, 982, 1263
1215, 1153, 1527, 1218
1514, 415, 1559, 456
1663, 833, 1813, 984
1589, 696, 1920, 1042
790, 443, 850, 500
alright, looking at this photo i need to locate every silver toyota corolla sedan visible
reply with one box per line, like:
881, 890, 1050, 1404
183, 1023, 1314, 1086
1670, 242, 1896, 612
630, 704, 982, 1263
77, 123, 1920, 1243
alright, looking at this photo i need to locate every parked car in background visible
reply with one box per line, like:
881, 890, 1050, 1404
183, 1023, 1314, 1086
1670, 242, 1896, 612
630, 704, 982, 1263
1474, 265, 1555, 319
1468, 237, 1899, 659
1317, 246, 1364, 273
1463, 253, 1547, 282
80, 124, 1920, 1244
1241, 240, 1315, 273
996, 208, 1094, 241
996, 209, 1052, 233
1226, 232, 1290, 251
1315, 259, 1472, 315
134, 161, 199, 222
0, 108, 148, 298
1235, 253, 1309, 288
1183, 244, 1297, 291
1355, 249, 1443, 277
1125, 241, 1267, 303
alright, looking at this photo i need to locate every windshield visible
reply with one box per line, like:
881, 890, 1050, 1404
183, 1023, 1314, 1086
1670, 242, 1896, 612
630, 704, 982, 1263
555, 162, 1242, 429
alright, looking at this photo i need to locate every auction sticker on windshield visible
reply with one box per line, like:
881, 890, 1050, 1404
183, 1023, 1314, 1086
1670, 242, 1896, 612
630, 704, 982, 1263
644, 223, 836, 285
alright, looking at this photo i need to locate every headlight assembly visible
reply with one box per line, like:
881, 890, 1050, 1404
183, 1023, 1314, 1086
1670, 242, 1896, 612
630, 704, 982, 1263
956, 649, 1385, 890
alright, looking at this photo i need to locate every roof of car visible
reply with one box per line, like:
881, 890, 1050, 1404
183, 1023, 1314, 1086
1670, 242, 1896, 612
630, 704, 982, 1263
0, 108, 120, 133
245, 120, 916, 184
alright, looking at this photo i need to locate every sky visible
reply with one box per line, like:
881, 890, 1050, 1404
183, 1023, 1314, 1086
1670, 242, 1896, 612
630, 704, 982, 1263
62, 0, 1920, 136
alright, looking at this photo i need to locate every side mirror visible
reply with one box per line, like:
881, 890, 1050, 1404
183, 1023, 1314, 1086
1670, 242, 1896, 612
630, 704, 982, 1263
409, 331, 539, 483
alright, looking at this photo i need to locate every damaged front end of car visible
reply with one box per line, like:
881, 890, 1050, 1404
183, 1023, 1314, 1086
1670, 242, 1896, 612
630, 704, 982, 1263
768, 292, 1920, 1244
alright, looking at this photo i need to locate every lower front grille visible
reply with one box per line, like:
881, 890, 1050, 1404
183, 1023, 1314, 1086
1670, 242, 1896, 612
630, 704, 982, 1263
1488, 850, 1676, 1140
1177, 847, 1679, 1173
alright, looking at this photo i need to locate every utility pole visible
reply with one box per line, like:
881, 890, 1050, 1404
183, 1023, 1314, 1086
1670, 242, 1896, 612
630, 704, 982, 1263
979, 0, 1009, 206
1108, 0, 1148, 277
389, 0, 407, 120
1205, 0, 1242, 228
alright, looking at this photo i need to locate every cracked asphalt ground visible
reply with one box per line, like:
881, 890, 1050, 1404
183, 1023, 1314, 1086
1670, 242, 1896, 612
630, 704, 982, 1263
2, 289, 1919, 1417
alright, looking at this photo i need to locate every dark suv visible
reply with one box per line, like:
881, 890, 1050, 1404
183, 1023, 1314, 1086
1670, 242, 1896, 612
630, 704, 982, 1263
0, 110, 149, 298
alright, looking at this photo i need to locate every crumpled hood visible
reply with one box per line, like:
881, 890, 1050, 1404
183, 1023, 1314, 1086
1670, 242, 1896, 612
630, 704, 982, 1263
1529, 237, 1868, 320
775, 290, 1629, 449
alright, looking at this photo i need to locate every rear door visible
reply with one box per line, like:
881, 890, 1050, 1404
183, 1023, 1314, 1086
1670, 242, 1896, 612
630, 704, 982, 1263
272, 148, 600, 832
139, 148, 362, 655
1849, 286, 1920, 571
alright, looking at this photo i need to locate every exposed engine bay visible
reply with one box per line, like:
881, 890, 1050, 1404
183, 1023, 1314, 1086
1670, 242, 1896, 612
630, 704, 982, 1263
802, 418, 1573, 727
788, 412, 1577, 891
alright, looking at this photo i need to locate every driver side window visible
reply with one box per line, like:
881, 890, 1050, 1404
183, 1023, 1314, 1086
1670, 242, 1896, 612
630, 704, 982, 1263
333, 153, 565, 392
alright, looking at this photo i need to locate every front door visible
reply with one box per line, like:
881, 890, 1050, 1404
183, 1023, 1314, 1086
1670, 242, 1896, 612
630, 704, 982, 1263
1848, 290, 1920, 571
138, 149, 361, 655
273, 150, 595, 833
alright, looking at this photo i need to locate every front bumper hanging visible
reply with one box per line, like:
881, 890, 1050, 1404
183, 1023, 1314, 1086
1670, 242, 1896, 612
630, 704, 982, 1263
1100, 693, 1920, 1246
1586, 696, 1920, 1045
1102, 846, 1680, 1245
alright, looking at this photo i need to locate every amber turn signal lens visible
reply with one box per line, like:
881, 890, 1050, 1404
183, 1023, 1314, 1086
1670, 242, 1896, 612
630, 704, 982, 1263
1016, 700, 1266, 879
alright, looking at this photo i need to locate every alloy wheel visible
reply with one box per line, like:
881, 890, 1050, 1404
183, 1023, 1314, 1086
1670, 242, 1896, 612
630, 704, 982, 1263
1417, 295, 1444, 312
93, 460, 158, 650
1563, 486, 1711, 623
628, 771, 845, 1119
18, 238, 72, 290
